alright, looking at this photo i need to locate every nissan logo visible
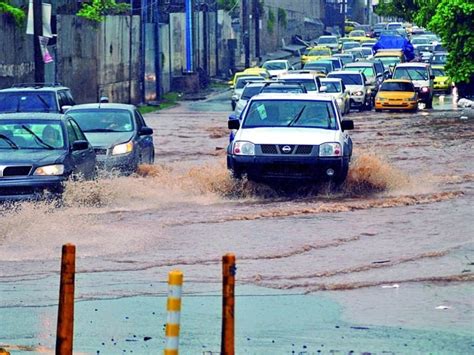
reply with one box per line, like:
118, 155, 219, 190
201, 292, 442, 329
281, 145, 292, 153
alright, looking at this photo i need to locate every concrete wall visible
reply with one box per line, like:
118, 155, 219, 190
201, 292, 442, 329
57, 15, 140, 104
0, 15, 35, 88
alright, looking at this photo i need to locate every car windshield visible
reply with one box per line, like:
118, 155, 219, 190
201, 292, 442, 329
68, 109, 134, 133
307, 62, 333, 72
0, 119, 65, 149
342, 42, 359, 50
243, 100, 337, 129
387, 23, 402, 29
260, 86, 305, 94
328, 73, 363, 85
393, 67, 429, 80
321, 81, 342, 93
262, 62, 287, 70
349, 30, 365, 37
335, 55, 354, 65
235, 76, 263, 89
361, 48, 373, 55
308, 49, 331, 56
241, 86, 264, 100
432, 68, 445, 76
318, 37, 337, 44
345, 66, 375, 78
380, 82, 414, 91
412, 38, 431, 45
377, 57, 401, 67
431, 54, 447, 64
329, 59, 342, 69
0, 92, 56, 113
280, 79, 317, 91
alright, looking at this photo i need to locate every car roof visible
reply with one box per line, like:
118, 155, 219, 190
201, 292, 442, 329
251, 92, 333, 102
328, 71, 363, 76
345, 62, 374, 67
383, 79, 412, 84
0, 112, 65, 120
0, 86, 70, 93
67, 103, 136, 111
320, 78, 343, 83
395, 63, 430, 68
280, 73, 318, 79
263, 59, 288, 63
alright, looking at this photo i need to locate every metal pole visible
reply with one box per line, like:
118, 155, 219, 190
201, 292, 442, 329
154, 0, 161, 100
242, 0, 250, 68
33, 0, 44, 83
203, 3, 209, 77
55, 244, 76, 355
140, 0, 146, 103
254, 0, 260, 62
215, 1, 219, 76
221, 253, 236, 355
164, 270, 183, 355
185, 0, 194, 72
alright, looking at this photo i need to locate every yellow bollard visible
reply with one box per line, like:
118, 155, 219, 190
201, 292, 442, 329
56, 243, 76, 355
164, 270, 183, 355
221, 253, 236, 355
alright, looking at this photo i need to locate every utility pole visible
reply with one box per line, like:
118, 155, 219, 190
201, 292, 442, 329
33, 0, 44, 83
154, 0, 161, 100
253, 0, 260, 63
242, 0, 250, 68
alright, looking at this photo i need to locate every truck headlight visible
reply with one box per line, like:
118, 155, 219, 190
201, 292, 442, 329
112, 141, 133, 155
319, 143, 342, 157
34, 164, 65, 176
233, 141, 255, 156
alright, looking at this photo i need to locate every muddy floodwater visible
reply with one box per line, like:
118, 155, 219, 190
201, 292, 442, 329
1, 91, 473, 354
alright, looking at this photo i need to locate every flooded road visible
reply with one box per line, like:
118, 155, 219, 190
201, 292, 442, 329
1, 90, 473, 353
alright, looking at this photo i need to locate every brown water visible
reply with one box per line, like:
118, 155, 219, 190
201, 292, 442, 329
0, 95, 473, 343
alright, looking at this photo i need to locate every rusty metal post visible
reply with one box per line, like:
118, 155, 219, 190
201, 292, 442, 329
221, 253, 236, 355
56, 243, 76, 355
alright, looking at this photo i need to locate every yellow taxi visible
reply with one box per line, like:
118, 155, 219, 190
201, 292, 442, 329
345, 20, 359, 34
228, 68, 271, 88
432, 65, 453, 94
347, 30, 372, 43
375, 79, 418, 112
301, 46, 332, 66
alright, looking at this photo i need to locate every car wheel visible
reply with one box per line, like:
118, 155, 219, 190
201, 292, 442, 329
334, 161, 349, 187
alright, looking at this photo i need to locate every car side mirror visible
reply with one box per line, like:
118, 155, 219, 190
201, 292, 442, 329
72, 140, 89, 151
228, 119, 240, 130
61, 105, 72, 113
319, 85, 327, 93
341, 120, 354, 131
228, 114, 237, 120
139, 127, 153, 136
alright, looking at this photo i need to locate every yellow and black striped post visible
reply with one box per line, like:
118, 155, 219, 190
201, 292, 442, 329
164, 270, 183, 355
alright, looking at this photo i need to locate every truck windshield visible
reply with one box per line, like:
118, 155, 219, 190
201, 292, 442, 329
243, 100, 337, 129
0, 92, 56, 113
393, 67, 429, 80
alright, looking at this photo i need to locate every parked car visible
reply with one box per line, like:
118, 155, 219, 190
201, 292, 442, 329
327, 71, 372, 111
320, 78, 351, 115
374, 79, 418, 112
66, 103, 154, 173
227, 93, 354, 184
0, 113, 96, 201
0, 83, 75, 114
392, 62, 435, 108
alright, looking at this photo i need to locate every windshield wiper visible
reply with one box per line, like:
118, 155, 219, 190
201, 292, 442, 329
84, 128, 122, 132
21, 125, 55, 149
0, 134, 19, 149
36, 95, 51, 112
287, 105, 306, 127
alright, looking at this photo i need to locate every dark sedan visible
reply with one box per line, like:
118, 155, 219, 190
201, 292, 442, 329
66, 103, 154, 174
0, 113, 96, 201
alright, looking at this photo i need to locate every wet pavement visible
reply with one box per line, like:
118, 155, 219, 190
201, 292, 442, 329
0, 89, 473, 353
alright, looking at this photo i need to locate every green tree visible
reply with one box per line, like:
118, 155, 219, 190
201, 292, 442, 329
374, 0, 420, 22
0, 0, 25, 26
77, 0, 130, 22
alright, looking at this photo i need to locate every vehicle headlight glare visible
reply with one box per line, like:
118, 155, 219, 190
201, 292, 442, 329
233, 141, 255, 156
319, 143, 342, 157
421, 86, 429, 93
34, 164, 65, 176
353, 91, 364, 96
112, 141, 133, 155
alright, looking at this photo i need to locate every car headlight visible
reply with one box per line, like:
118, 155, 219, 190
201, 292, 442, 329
34, 164, 65, 176
319, 143, 342, 157
420, 86, 430, 93
233, 141, 255, 156
367, 88, 372, 94
112, 141, 133, 155
353, 91, 364, 96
